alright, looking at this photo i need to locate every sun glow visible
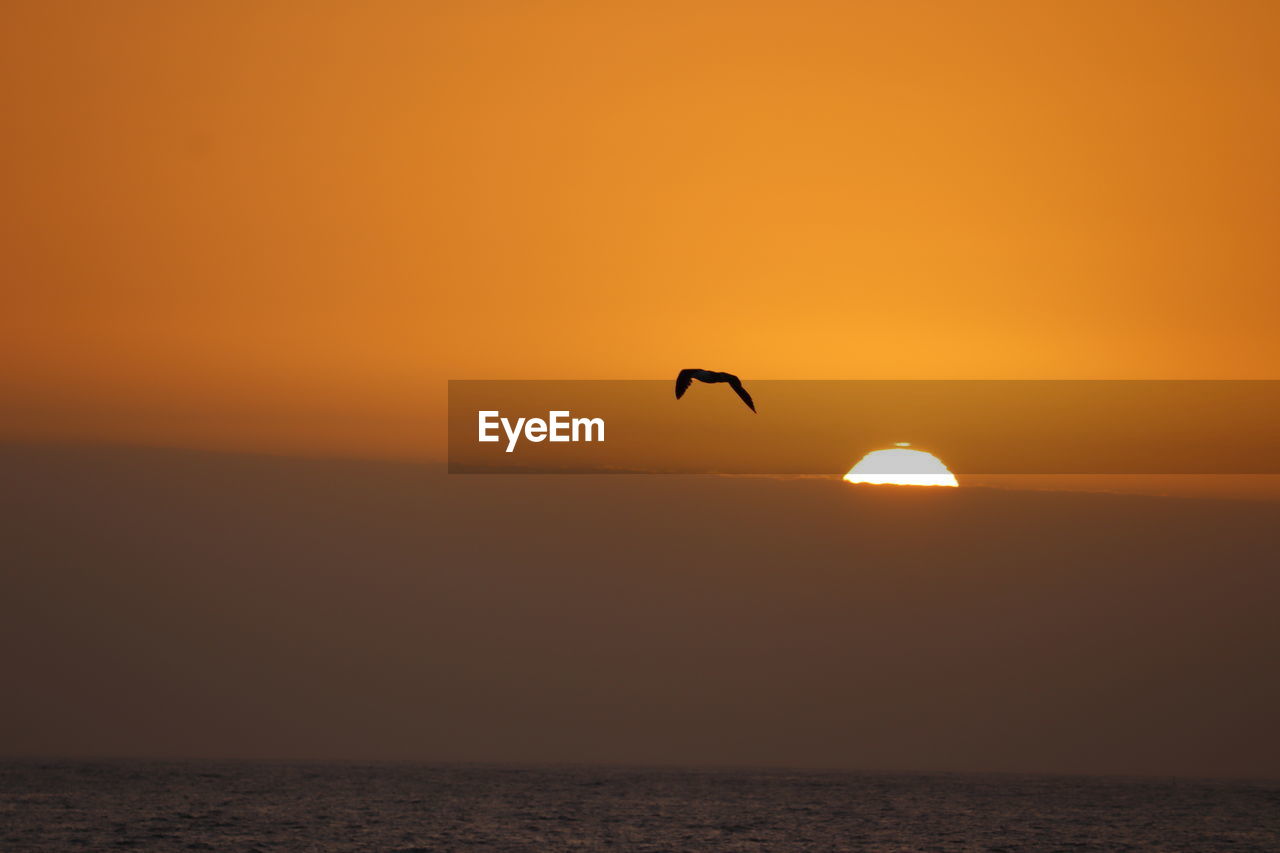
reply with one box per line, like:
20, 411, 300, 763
843, 443, 959, 487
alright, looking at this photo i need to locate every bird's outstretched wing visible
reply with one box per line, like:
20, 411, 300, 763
675, 368, 701, 399
727, 375, 756, 412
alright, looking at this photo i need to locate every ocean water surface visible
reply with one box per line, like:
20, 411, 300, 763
2, 761, 1277, 851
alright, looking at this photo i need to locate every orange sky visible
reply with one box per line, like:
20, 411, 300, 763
3, 1, 1279, 459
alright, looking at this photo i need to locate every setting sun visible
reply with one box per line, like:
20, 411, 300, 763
843, 443, 959, 487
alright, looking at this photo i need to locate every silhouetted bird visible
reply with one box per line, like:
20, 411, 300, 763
674, 369, 755, 412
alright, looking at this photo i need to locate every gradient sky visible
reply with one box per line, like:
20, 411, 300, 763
3, 1, 1279, 458
4, 4, 1280, 776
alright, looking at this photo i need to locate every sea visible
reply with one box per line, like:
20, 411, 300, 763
2, 761, 1277, 851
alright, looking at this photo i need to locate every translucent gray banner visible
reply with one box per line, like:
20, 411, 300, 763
448, 380, 1280, 475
